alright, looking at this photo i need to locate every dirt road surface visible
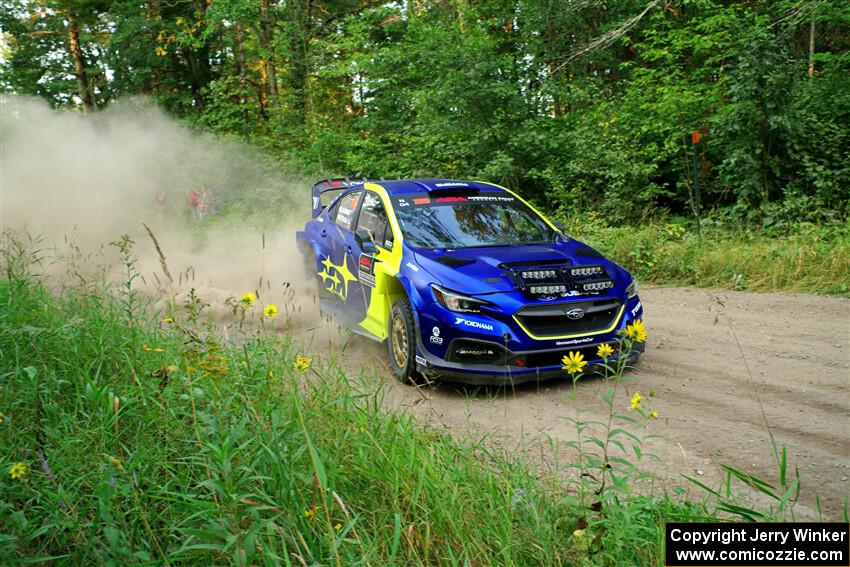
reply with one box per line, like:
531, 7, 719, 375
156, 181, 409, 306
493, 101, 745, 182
323, 287, 850, 520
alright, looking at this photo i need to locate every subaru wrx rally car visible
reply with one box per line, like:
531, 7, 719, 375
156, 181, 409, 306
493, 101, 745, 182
296, 178, 644, 385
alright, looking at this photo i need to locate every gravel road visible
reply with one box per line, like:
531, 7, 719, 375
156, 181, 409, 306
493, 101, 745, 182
330, 287, 850, 520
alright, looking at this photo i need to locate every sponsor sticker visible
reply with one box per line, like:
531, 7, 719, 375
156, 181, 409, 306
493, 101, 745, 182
454, 317, 495, 332
357, 254, 376, 288
430, 326, 443, 345
467, 195, 516, 202
631, 301, 642, 316
405, 262, 420, 272
555, 337, 593, 346
415, 355, 427, 366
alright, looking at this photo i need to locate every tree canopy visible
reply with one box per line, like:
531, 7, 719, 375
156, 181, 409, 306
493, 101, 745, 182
2, 0, 848, 223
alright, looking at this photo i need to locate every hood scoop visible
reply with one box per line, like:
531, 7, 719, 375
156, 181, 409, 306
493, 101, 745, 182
575, 246, 603, 258
435, 256, 476, 268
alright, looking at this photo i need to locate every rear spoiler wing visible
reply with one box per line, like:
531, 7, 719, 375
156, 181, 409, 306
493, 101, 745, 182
311, 178, 385, 218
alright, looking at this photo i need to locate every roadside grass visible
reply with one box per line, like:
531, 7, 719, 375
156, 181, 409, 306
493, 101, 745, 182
556, 214, 850, 297
0, 234, 829, 565
0, 241, 668, 566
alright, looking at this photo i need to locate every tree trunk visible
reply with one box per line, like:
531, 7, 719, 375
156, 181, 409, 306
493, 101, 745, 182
235, 22, 247, 81
807, 13, 816, 78
67, 17, 95, 113
261, 0, 279, 106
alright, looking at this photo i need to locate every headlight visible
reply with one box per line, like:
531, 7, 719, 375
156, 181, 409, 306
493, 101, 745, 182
626, 277, 638, 299
432, 285, 490, 313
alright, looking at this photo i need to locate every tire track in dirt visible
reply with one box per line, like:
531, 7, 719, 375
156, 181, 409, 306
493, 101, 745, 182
332, 287, 850, 520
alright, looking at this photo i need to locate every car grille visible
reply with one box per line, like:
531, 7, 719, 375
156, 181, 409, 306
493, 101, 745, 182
514, 299, 622, 338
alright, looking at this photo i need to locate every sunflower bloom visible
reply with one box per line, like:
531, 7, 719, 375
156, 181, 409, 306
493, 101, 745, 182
9, 462, 29, 480
631, 319, 647, 343
561, 351, 587, 376
630, 391, 642, 410
294, 355, 312, 372
263, 304, 279, 319
650, 410, 659, 419
596, 343, 614, 359
240, 292, 256, 308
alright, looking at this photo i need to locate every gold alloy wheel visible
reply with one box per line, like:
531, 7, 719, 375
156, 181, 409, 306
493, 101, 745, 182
391, 313, 408, 368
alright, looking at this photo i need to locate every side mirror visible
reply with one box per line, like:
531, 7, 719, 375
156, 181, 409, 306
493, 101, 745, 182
355, 228, 376, 254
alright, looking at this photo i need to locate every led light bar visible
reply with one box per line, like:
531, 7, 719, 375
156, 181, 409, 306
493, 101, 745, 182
521, 269, 557, 279
570, 266, 604, 277
529, 284, 568, 294
581, 280, 614, 292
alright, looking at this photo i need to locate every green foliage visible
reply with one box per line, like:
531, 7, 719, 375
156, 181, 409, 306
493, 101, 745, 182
4, 0, 848, 224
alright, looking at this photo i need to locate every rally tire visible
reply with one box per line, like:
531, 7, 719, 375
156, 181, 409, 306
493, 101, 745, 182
388, 298, 417, 383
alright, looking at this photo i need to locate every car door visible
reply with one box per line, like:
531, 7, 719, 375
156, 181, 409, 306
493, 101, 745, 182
320, 189, 364, 322
348, 190, 394, 324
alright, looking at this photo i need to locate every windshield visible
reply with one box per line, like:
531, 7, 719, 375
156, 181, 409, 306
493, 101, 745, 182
392, 192, 557, 249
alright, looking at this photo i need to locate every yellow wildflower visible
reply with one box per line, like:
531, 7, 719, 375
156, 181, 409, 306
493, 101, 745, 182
630, 391, 642, 410
596, 343, 614, 359
650, 410, 659, 419
335, 523, 342, 531
293, 356, 312, 372
142, 344, 164, 353
573, 529, 586, 539
631, 319, 647, 342
9, 462, 29, 480
624, 319, 647, 343
303, 506, 316, 520
561, 351, 587, 376
161, 316, 174, 324
240, 292, 256, 308
263, 304, 279, 319
155, 46, 167, 57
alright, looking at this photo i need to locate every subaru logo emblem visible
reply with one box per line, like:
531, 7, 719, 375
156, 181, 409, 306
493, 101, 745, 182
566, 308, 585, 320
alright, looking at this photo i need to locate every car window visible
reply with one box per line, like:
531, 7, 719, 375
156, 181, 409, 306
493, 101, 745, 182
334, 190, 363, 230
321, 188, 345, 207
356, 192, 393, 249
391, 192, 556, 249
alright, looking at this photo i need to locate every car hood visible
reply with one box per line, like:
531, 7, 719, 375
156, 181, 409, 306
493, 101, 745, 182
412, 240, 626, 296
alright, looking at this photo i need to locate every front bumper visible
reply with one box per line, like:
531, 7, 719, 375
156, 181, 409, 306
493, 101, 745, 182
412, 295, 645, 386
414, 334, 645, 386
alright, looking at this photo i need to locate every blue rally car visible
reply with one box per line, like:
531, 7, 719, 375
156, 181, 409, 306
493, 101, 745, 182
296, 178, 644, 385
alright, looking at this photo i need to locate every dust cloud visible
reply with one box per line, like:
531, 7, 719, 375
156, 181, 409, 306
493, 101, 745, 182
0, 95, 319, 330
